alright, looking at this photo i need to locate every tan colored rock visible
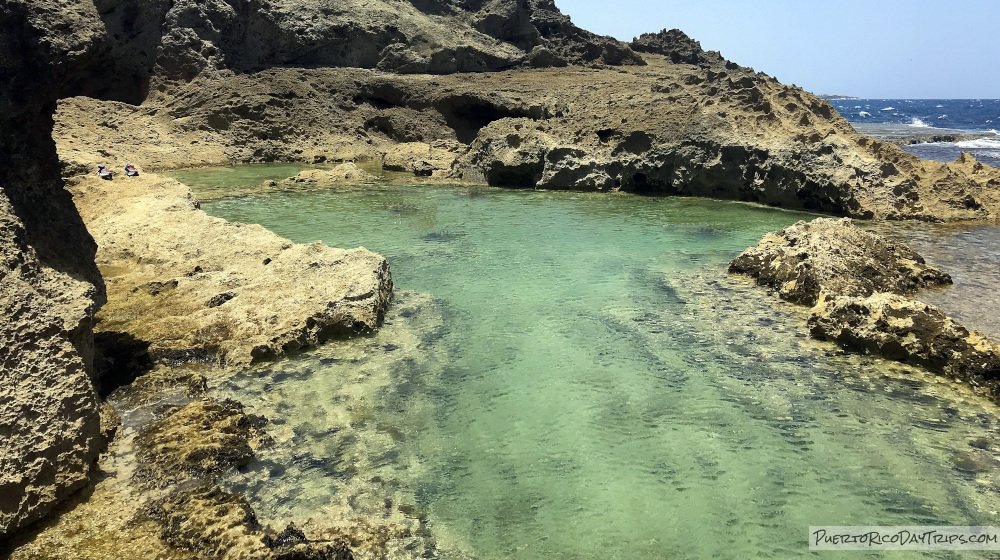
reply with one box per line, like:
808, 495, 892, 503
279, 163, 375, 186
70, 173, 393, 366
1, 0, 114, 537
729, 217, 951, 306
809, 293, 1000, 384
55, 58, 1000, 222
380, 142, 458, 176
0, 285, 102, 537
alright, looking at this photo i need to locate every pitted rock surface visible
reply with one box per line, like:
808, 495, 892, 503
729, 217, 952, 305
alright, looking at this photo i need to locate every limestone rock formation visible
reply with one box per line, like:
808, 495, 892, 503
629, 28, 727, 67
57, 55, 1000, 222
70, 174, 394, 366
381, 141, 460, 176
728, 217, 952, 306
147, 486, 354, 560
0, 0, 117, 538
809, 293, 1000, 384
93, 0, 640, 84
731, 218, 1000, 387
278, 163, 376, 186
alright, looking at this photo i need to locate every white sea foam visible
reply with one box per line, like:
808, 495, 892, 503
858, 111, 871, 118
909, 118, 929, 127
881, 107, 895, 110
938, 114, 948, 119
956, 137, 1000, 149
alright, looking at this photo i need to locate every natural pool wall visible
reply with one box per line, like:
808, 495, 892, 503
176, 167, 1000, 559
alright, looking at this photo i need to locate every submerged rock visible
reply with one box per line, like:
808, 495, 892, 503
146, 486, 353, 560
809, 293, 1000, 385
729, 217, 952, 306
133, 399, 270, 487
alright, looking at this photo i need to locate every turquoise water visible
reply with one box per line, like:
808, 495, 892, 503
183, 169, 1000, 559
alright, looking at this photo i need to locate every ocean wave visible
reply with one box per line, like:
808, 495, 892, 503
881, 106, 895, 110
858, 111, 871, 118
956, 137, 1000, 149
938, 114, 948, 119
909, 118, 930, 128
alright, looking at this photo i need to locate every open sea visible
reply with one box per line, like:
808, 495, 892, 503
829, 99, 1000, 167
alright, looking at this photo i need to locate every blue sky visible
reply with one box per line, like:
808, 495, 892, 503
556, 0, 999, 99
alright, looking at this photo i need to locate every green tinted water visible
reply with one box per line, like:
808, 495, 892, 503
182, 167, 1000, 559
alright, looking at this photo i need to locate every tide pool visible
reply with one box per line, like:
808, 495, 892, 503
178, 168, 1000, 559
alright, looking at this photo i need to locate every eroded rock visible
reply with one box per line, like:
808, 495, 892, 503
729, 217, 952, 305
380, 142, 458, 176
809, 293, 1000, 385
0, 0, 115, 538
70, 174, 393, 366
629, 28, 727, 66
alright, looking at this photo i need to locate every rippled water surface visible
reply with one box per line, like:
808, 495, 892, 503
178, 166, 1000, 559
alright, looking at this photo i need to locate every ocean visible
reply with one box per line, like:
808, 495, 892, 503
830, 98, 1000, 167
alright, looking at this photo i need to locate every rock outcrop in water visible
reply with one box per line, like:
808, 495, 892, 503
731, 218, 1000, 390
70, 173, 393, 366
728, 218, 952, 305
809, 293, 1000, 386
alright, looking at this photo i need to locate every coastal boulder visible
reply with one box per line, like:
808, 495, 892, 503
809, 293, 1000, 383
380, 142, 458, 175
728, 218, 952, 305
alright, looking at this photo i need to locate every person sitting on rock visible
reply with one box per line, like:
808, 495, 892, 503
124, 163, 139, 177
98, 164, 113, 180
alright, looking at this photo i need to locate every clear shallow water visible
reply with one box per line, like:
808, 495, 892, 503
181, 168, 1000, 559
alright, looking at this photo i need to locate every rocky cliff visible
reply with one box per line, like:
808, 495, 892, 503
55, 39, 1000, 223
0, 0, 117, 537
93, 0, 639, 91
